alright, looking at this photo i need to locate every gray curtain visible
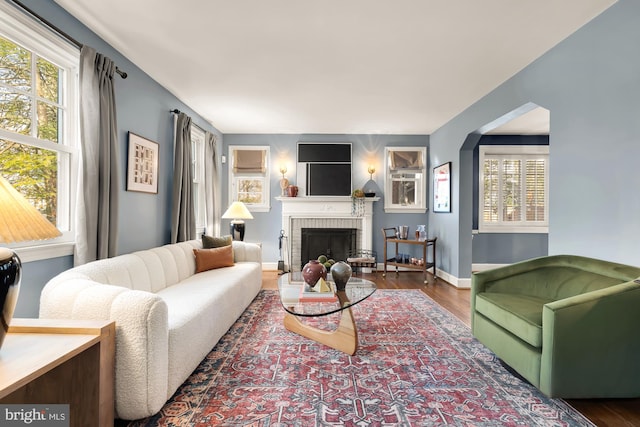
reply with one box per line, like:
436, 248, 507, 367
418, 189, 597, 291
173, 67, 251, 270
75, 46, 119, 265
171, 112, 196, 243
204, 131, 219, 236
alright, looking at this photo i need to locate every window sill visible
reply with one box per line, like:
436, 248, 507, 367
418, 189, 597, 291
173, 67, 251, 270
12, 242, 74, 263
478, 227, 548, 234
247, 206, 271, 213
384, 207, 427, 214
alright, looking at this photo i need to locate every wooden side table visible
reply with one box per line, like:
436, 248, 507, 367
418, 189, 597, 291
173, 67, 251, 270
382, 227, 437, 284
0, 319, 115, 427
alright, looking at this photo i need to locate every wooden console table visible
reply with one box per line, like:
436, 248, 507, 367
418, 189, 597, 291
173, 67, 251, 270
382, 227, 437, 284
0, 319, 115, 427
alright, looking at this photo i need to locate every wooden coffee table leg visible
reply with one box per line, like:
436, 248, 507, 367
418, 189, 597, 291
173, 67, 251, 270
283, 293, 358, 355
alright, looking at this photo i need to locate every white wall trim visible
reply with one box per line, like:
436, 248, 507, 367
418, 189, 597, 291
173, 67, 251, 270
435, 268, 471, 289
472, 263, 509, 272
16, 243, 74, 263
262, 262, 278, 270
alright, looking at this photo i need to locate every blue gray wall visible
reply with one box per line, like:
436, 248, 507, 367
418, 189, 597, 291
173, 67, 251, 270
16, 0, 640, 315
15, 0, 221, 317
430, 0, 640, 280
222, 134, 429, 265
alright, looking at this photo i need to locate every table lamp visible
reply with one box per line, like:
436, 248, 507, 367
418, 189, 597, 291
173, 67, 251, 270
221, 201, 253, 241
0, 175, 61, 349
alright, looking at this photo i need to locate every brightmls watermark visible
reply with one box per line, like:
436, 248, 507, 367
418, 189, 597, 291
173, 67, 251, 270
0, 405, 69, 426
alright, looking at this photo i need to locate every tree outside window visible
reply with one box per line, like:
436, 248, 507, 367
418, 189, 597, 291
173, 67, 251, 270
0, 4, 79, 254
1, 36, 62, 225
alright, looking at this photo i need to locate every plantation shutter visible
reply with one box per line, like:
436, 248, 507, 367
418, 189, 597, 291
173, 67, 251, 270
525, 159, 546, 222
482, 159, 499, 223
481, 150, 548, 230
502, 159, 521, 222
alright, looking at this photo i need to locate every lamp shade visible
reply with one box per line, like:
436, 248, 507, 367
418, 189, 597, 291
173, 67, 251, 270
0, 176, 61, 243
0, 175, 60, 351
221, 201, 253, 241
221, 201, 254, 221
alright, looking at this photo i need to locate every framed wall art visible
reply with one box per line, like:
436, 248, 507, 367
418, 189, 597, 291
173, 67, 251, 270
127, 132, 159, 194
433, 161, 451, 213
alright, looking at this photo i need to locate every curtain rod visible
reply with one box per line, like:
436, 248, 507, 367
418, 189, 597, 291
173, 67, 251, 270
171, 110, 206, 133
9, 0, 127, 79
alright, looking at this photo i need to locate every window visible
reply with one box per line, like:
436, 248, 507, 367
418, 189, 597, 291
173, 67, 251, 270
191, 126, 205, 233
0, 4, 79, 258
479, 145, 549, 233
228, 145, 270, 212
384, 147, 427, 213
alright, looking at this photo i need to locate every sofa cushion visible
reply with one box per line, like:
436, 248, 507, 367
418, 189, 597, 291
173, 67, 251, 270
202, 234, 232, 248
156, 262, 262, 394
193, 246, 234, 273
475, 292, 552, 348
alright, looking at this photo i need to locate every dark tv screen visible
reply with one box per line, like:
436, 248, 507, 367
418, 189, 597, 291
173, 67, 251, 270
298, 143, 351, 163
307, 163, 351, 196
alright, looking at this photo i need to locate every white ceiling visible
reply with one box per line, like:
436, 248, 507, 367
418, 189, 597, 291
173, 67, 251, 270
54, 0, 615, 135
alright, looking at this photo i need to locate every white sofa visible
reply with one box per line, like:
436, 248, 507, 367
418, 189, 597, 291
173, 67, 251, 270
39, 239, 262, 420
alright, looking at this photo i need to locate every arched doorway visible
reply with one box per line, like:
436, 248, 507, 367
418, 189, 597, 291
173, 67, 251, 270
459, 103, 550, 277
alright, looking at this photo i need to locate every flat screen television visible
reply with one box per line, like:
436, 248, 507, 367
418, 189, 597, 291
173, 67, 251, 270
307, 163, 352, 196
297, 143, 352, 196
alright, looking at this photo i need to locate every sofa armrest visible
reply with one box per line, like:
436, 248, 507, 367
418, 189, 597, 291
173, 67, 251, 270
40, 278, 169, 420
232, 241, 262, 263
540, 279, 640, 397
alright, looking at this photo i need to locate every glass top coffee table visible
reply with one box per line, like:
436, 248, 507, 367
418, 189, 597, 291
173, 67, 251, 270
278, 272, 376, 355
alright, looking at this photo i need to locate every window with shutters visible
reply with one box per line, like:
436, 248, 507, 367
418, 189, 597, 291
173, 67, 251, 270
479, 145, 548, 233
228, 145, 270, 212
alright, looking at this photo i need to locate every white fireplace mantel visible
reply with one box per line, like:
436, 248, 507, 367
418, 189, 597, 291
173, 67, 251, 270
276, 196, 379, 270
277, 196, 378, 216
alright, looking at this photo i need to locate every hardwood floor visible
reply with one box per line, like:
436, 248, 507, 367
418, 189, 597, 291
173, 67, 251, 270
263, 269, 640, 427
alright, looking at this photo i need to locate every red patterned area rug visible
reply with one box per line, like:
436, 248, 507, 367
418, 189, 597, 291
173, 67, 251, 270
128, 290, 594, 426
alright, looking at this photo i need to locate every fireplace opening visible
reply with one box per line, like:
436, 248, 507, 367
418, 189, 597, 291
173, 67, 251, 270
300, 228, 357, 268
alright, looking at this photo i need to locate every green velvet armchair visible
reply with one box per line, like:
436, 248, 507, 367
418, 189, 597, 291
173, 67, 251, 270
471, 254, 640, 398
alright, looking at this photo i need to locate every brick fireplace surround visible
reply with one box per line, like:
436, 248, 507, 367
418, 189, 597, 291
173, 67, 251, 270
276, 196, 379, 272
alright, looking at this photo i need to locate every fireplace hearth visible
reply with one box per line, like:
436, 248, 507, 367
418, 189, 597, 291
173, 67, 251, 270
300, 228, 356, 269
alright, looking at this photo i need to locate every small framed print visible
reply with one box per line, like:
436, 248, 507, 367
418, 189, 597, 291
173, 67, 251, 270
433, 162, 451, 213
127, 132, 159, 194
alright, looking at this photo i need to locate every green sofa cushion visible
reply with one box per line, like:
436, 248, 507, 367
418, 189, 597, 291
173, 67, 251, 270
473, 313, 542, 388
475, 292, 552, 348
485, 267, 625, 301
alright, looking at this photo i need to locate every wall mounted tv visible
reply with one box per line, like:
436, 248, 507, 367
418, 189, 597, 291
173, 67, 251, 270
297, 143, 352, 196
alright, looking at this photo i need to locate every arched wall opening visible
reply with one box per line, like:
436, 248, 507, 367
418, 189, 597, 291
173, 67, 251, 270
459, 102, 550, 276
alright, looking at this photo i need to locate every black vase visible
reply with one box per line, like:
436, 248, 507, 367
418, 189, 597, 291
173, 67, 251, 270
0, 248, 21, 350
330, 261, 352, 291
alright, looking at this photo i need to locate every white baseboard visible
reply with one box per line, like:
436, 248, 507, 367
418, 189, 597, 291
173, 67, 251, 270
472, 263, 509, 272
436, 268, 471, 289
374, 263, 471, 289
262, 262, 279, 270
